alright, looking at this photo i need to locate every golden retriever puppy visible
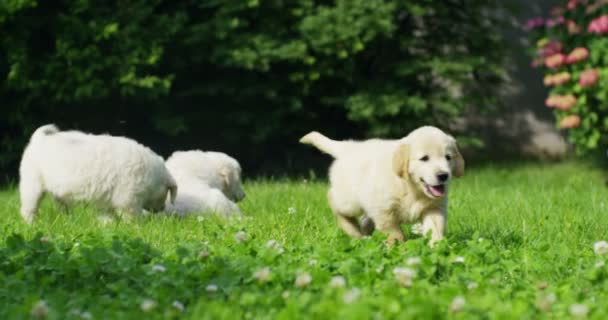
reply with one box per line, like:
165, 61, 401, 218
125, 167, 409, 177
19, 124, 177, 224
300, 126, 464, 246
164, 150, 245, 217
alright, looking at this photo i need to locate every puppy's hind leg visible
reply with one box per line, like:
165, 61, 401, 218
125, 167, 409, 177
328, 189, 363, 238
373, 213, 406, 246
335, 214, 363, 238
19, 175, 44, 224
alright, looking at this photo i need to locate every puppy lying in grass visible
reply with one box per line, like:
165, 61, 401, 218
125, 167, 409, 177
19, 124, 177, 223
164, 150, 245, 217
300, 126, 464, 246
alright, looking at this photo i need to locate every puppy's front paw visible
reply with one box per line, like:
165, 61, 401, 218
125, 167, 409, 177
384, 232, 406, 247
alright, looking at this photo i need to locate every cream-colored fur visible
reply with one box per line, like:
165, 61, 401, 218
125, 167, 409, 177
300, 126, 464, 246
19, 124, 177, 223
164, 150, 244, 217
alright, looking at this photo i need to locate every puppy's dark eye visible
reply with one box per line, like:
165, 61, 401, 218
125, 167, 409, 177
419, 155, 429, 162
446, 154, 452, 161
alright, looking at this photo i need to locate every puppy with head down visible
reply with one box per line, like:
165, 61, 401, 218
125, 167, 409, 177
165, 150, 245, 217
300, 126, 464, 246
19, 124, 177, 223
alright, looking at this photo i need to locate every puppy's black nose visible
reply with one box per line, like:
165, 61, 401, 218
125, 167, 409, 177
437, 173, 449, 183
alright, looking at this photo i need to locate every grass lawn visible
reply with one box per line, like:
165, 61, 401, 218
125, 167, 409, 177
0, 161, 607, 319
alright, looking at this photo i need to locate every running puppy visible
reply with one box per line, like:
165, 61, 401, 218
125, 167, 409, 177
300, 126, 464, 246
19, 124, 177, 223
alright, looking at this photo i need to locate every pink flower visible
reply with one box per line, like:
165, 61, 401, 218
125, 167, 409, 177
566, 47, 589, 64
559, 115, 581, 129
546, 16, 565, 28
532, 58, 542, 67
567, 0, 585, 10
539, 41, 563, 57
545, 53, 567, 69
579, 69, 599, 87
545, 96, 560, 107
545, 95, 577, 110
567, 20, 582, 34
588, 15, 608, 34
531, 58, 544, 68
544, 72, 571, 86
525, 18, 545, 30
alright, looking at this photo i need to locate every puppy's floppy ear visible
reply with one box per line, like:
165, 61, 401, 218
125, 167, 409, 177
220, 167, 231, 190
453, 141, 465, 178
392, 143, 410, 178
168, 184, 177, 204
165, 171, 178, 204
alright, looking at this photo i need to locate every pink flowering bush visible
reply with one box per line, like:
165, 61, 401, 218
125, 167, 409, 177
526, 0, 608, 153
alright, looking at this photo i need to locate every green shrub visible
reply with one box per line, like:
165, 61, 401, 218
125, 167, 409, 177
1, 0, 508, 177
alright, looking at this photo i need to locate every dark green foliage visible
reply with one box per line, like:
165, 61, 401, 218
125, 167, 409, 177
0, 0, 508, 178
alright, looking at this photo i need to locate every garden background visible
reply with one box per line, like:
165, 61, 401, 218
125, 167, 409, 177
0, 0, 580, 182
5, 1, 608, 319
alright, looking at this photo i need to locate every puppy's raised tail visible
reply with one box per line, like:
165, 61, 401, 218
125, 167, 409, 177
30, 124, 59, 142
299, 131, 343, 158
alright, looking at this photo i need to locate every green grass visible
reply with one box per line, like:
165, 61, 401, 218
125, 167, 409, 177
1, 161, 608, 319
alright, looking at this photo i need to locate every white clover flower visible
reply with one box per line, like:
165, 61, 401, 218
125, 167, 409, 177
282, 291, 290, 299
411, 223, 424, 235
375, 265, 385, 274
309, 259, 318, 266
69, 309, 92, 319
74, 242, 80, 247
151, 264, 166, 273
569, 303, 588, 317
199, 251, 210, 259
197, 216, 205, 223
266, 239, 285, 254
595, 261, 605, 268
449, 296, 466, 313
288, 207, 296, 214
467, 282, 478, 290
172, 300, 185, 312
330, 275, 346, 288
295, 272, 312, 288
234, 231, 248, 243
206, 284, 218, 292
31, 300, 49, 319
140, 299, 157, 313
478, 237, 484, 242
536, 292, 557, 312
343, 288, 361, 304
392, 267, 416, 287
254, 267, 271, 282
406, 257, 421, 266
453, 256, 465, 264
594, 241, 608, 255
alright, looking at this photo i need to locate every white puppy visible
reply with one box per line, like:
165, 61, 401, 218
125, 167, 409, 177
19, 124, 177, 223
164, 150, 244, 217
300, 126, 464, 246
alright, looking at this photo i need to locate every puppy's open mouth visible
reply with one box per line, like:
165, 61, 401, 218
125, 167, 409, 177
421, 179, 447, 198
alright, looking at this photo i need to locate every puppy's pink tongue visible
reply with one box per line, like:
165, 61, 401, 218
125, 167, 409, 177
429, 185, 445, 197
